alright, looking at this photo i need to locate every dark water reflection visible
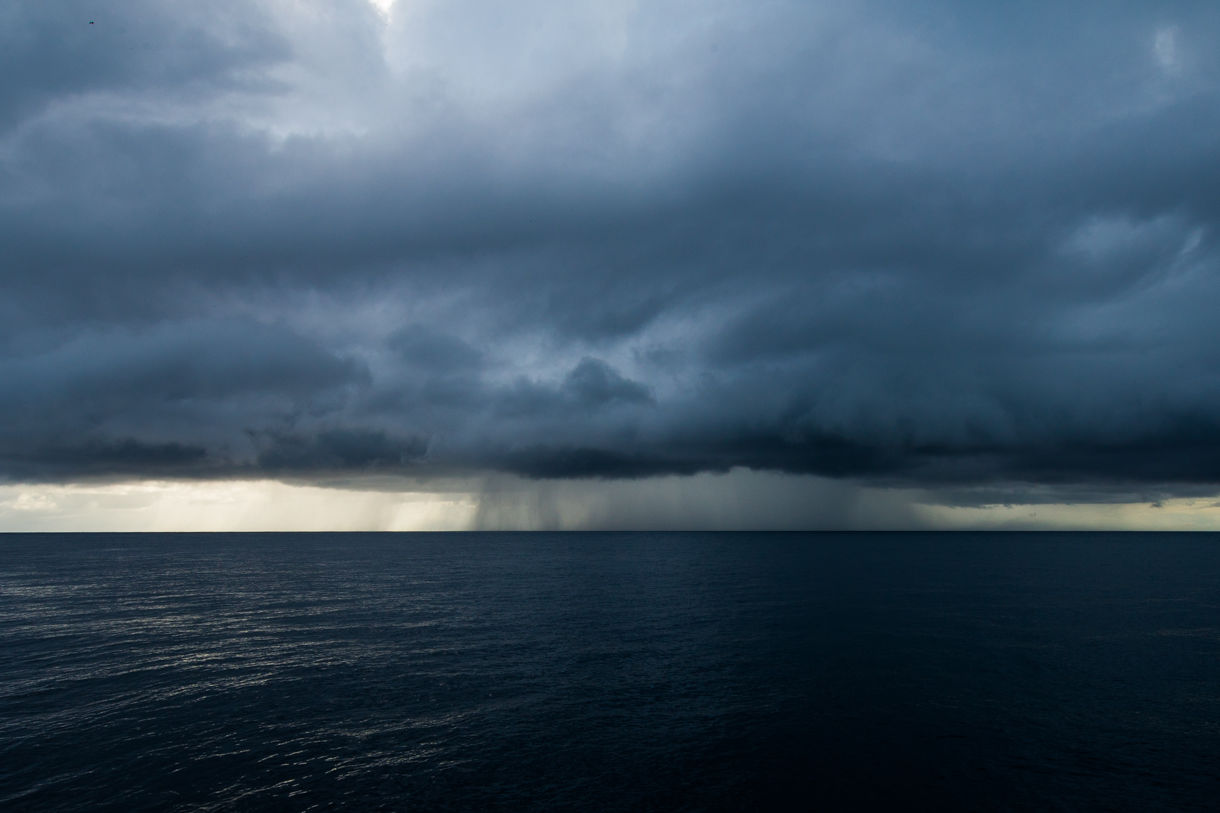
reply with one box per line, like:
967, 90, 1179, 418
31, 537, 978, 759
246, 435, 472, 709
1, 532, 1218, 810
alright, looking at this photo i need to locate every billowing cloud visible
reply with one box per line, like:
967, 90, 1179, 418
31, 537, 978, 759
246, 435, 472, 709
3, 1, 1220, 511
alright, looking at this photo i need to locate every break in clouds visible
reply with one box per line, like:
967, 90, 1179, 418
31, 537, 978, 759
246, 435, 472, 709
3, 0, 1220, 508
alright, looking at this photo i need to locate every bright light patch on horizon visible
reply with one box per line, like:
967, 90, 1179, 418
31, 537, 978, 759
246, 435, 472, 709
921, 499, 1220, 531
2, 476, 1220, 532
0, 480, 477, 533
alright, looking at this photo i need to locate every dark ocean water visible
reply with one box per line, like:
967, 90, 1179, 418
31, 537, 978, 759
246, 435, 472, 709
1, 532, 1218, 811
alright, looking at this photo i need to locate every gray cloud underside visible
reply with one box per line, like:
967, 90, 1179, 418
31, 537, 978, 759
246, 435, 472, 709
3, 0, 1220, 502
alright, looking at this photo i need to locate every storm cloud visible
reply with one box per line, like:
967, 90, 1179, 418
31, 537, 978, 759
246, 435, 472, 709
3, 0, 1220, 507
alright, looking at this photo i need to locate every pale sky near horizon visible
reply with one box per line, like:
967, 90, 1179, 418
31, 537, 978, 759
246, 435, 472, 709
3, 1, 1220, 530
4, 472, 1220, 532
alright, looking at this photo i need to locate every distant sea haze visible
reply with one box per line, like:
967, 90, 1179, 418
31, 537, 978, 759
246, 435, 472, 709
2, 532, 1217, 811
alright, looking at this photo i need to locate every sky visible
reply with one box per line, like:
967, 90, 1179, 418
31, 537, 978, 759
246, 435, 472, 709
3, 0, 1220, 531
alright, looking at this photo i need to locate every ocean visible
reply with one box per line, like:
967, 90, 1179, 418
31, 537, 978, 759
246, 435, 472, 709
1, 532, 1217, 810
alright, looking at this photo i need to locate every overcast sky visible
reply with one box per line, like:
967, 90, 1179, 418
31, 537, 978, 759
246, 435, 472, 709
3, 0, 1220, 529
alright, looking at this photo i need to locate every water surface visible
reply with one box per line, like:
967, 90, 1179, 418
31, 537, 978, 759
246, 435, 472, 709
2, 532, 1218, 810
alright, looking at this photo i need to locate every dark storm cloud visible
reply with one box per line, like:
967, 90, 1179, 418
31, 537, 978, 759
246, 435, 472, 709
563, 359, 653, 407
0, 319, 366, 480
0, 1, 288, 129
387, 326, 485, 372
4, 0, 1220, 502
255, 428, 428, 473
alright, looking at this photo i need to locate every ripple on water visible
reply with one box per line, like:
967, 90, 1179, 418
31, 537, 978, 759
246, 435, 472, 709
2, 531, 1219, 811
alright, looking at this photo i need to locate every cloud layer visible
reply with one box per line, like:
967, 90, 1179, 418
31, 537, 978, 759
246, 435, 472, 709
4, 1, 1220, 504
